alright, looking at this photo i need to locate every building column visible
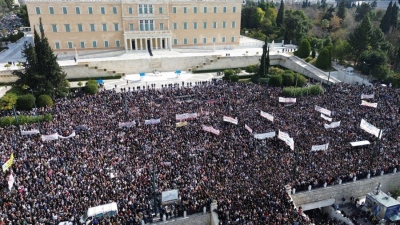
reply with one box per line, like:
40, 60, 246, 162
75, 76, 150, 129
155, 38, 158, 50
168, 37, 172, 50
150, 38, 153, 50
124, 38, 128, 51
139, 39, 143, 50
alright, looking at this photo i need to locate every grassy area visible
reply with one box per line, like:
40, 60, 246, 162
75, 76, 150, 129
239, 78, 251, 83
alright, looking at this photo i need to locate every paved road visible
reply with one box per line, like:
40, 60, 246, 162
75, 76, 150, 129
0, 35, 32, 63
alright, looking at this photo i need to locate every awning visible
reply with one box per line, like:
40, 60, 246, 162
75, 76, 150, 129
97, 79, 104, 84
176, 70, 181, 74
140, 72, 145, 76
350, 140, 371, 147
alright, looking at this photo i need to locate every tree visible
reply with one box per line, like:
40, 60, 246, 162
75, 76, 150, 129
16, 5, 30, 26
390, 3, 398, 31
329, 16, 342, 31
37, 94, 54, 107
17, 94, 36, 111
332, 39, 351, 63
256, 37, 270, 81
316, 48, 331, 69
0, 93, 18, 110
337, 0, 347, 20
371, 0, 377, 8
322, 6, 335, 21
84, 80, 99, 94
348, 16, 372, 65
241, 6, 265, 29
294, 39, 311, 58
283, 10, 312, 44
276, 0, 284, 26
380, 1, 393, 34
13, 18, 68, 98
355, 3, 372, 22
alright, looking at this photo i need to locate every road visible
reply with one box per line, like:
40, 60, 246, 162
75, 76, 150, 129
0, 35, 32, 63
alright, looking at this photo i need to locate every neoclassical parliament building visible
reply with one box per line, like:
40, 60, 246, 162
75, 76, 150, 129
25, 0, 243, 52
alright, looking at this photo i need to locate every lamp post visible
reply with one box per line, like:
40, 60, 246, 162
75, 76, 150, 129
292, 147, 299, 180
12, 105, 21, 136
362, 61, 370, 86
152, 161, 157, 217
370, 129, 382, 169
30, 89, 41, 133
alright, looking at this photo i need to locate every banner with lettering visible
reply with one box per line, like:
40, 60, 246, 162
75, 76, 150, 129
145, 118, 161, 125
324, 121, 341, 129
311, 143, 329, 151
2, 153, 14, 172
360, 119, 382, 139
278, 130, 294, 150
202, 125, 220, 136
361, 100, 378, 108
21, 129, 40, 135
361, 93, 374, 99
245, 124, 253, 134
176, 121, 188, 128
279, 97, 296, 103
223, 116, 238, 125
118, 121, 136, 128
321, 114, 332, 122
260, 111, 274, 122
254, 131, 276, 140
315, 105, 332, 116
58, 131, 76, 139
41, 133, 59, 141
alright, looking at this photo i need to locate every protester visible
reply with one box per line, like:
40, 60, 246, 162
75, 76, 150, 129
0, 80, 399, 225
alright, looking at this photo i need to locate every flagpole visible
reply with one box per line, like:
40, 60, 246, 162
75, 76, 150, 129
370, 129, 382, 168
292, 147, 299, 180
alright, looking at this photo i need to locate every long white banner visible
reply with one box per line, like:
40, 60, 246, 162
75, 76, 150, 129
58, 131, 76, 139
41, 133, 59, 141
360, 119, 382, 139
223, 116, 238, 125
145, 118, 161, 125
311, 143, 329, 151
324, 121, 341, 129
361, 100, 378, 108
21, 129, 40, 135
278, 130, 294, 150
279, 97, 296, 103
245, 124, 253, 134
315, 105, 331, 116
260, 111, 274, 122
176, 113, 198, 121
118, 121, 136, 128
321, 114, 332, 122
361, 93, 374, 99
254, 131, 276, 140
202, 125, 220, 136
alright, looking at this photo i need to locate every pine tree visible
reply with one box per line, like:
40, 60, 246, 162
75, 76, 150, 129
390, 3, 398, 30
276, 0, 284, 26
348, 16, 372, 66
14, 18, 67, 97
337, 0, 347, 20
258, 37, 269, 78
379, 1, 392, 33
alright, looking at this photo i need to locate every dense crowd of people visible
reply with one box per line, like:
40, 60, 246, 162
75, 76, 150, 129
0, 80, 399, 225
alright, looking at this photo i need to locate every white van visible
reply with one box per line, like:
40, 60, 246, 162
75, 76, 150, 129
79, 202, 118, 224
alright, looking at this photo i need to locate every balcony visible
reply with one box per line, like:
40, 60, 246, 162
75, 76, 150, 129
123, 30, 172, 38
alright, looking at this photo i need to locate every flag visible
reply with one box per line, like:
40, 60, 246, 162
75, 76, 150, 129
260, 111, 274, 122
279, 97, 296, 103
361, 100, 378, 108
245, 124, 252, 133
176, 121, 188, 127
223, 116, 238, 125
311, 143, 329, 151
321, 114, 332, 122
254, 132, 276, 140
8, 174, 15, 191
278, 130, 294, 150
361, 93, 374, 99
315, 105, 331, 116
360, 119, 382, 139
2, 153, 14, 172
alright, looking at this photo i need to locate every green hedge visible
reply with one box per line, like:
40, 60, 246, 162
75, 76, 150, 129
84, 80, 99, 94
67, 75, 122, 82
282, 85, 324, 97
17, 94, 35, 111
0, 113, 53, 127
37, 95, 53, 107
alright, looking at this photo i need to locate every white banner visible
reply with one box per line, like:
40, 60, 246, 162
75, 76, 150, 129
315, 105, 331, 116
324, 121, 341, 129
162, 190, 179, 203
58, 131, 76, 139
223, 116, 238, 125
176, 113, 198, 120
361, 93, 374, 99
260, 111, 274, 122
245, 124, 252, 134
361, 100, 378, 108
21, 129, 40, 135
202, 125, 220, 136
145, 118, 161, 125
41, 133, 59, 141
321, 114, 332, 122
118, 121, 136, 128
311, 143, 329, 151
278, 130, 294, 150
254, 131, 276, 140
279, 97, 296, 103
188, 113, 198, 119
8, 174, 15, 191
350, 140, 371, 147
360, 119, 382, 139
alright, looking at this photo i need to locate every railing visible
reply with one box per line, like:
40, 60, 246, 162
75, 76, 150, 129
124, 30, 172, 35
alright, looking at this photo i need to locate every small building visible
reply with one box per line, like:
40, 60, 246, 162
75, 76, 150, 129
365, 191, 400, 222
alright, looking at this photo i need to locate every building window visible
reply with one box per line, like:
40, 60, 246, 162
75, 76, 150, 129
144, 20, 149, 30
55, 42, 60, 49
138, 4, 143, 14
183, 7, 187, 13
49, 7, 54, 14
92, 41, 97, 48
113, 6, 117, 14
183, 22, 187, 30
213, 37, 216, 43
114, 23, 119, 31
129, 23, 134, 31
104, 40, 109, 48
222, 21, 226, 28
231, 36, 235, 42
233, 6, 236, 13
159, 23, 164, 30
101, 7, 105, 14
149, 20, 154, 30
223, 6, 227, 13
232, 21, 236, 28
139, 20, 144, 30
80, 41, 85, 48
213, 7, 217, 13
88, 7, 93, 14
149, 5, 153, 13
213, 21, 217, 28
222, 37, 226, 43
193, 22, 197, 29
203, 37, 207, 44
62, 6, 68, 14
193, 6, 197, 13
64, 24, 70, 32
128, 7, 133, 14
51, 24, 57, 32
35, 7, 41, 14
144, 4, 148, 13
116, 40, 120, 47
173, 39, 177, 45
203, 22, 207, 29
102, 24, 107, 31
173, 22, 177, 30
159, 7, 162, 14
90, 24, 95, 32
78, 24, 83, 32
75, 7, 80, 14
67, 42, 73, 49
193, 38, 197, 44
183, 38, 187, 45
203, 6, 207, 13
172, 7, 176, 13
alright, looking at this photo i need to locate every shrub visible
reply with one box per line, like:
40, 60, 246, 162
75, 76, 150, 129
282, 85, 324, 97
371, 65, 389, 80
84, 80, 99, 95
0, 93, 18, 110
37, 95, 54, 107
259, 78, 270, 84
230, 75, 239, 82
0, 113, 53, 127
77, 81, 83, 87
269, 67, 285, 76
294, 39, 311, 58
223, 69, 234, 80
245, 65, 259, 74
308, 84, 324, 95
282, 72, 295, 86
269, 75, 283, 87
17, 94, 35, 111
294, 74, 307, 87
305, 56, 313, 62
315, 48, 331, 70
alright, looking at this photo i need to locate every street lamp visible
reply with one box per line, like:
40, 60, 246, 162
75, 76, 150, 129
362, 61, 370, 86
30, 89, 41, 133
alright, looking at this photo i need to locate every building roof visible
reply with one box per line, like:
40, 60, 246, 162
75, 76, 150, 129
367, 191, 400, 208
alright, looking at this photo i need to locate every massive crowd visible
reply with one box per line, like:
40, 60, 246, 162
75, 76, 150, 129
0, 80, 399, 225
